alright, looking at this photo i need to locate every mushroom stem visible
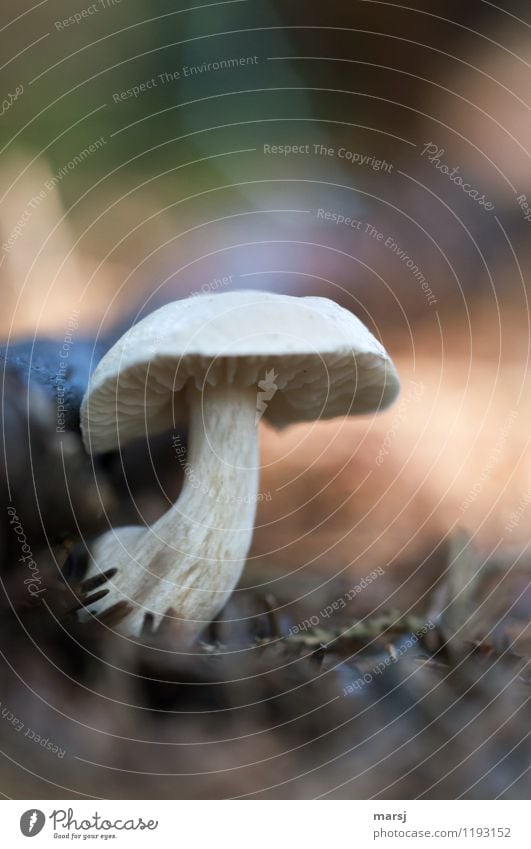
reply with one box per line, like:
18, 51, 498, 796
87, 383, 260, 641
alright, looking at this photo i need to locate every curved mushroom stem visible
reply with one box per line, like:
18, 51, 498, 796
85, 383, 260, 642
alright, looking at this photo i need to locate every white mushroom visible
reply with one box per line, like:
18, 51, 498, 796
80, 291, 400, 641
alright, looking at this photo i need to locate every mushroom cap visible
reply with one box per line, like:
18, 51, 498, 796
81, 291, 400, 452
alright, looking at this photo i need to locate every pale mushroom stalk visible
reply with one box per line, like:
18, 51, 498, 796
88, 383, 259, 639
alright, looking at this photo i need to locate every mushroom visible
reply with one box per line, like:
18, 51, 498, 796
80, 291, 400, 641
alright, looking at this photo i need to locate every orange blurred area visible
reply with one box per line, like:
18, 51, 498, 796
254, 334, 531, 600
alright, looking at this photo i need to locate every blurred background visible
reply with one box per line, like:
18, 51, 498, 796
1, 1, 531, 798
4, 0, 531, 590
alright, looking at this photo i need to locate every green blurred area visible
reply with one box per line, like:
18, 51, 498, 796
1, 1, 314, 193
